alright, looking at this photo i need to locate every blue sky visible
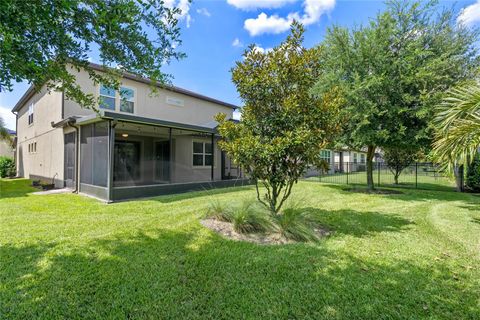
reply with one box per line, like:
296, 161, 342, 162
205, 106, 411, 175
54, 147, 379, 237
1, 0, 479, 130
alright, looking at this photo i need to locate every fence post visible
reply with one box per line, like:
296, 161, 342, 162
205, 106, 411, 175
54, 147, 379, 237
377, 161, 380, 187
415, 162, 418, 189
346, 162, 349, 185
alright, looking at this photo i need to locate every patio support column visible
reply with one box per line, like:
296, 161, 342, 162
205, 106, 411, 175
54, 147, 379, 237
211, 134, 215, 181
169, 127, 173, 183
107, 120, 116, 202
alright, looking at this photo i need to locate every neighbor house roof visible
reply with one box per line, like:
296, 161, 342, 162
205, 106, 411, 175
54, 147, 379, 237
12, 62, 238, 113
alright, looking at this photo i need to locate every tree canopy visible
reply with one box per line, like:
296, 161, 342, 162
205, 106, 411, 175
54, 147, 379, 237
0, 0, 185, 108
312, 0, 479, 189
216, 22, 343, 214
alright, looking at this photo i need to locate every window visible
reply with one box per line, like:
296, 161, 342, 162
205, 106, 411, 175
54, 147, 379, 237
120, 87, 135, 113
28, 143, 31, 153
353, 153, 358, 163
193, 141, 213, 166
320, 150, 331, 162
99, 85, 116, 110
360, 154, 365, 163
28, 103, 34, 125
34, 142, 37, 153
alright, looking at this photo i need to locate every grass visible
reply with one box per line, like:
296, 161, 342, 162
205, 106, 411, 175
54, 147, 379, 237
306, 170, 455, 192
1, 178, 480, 319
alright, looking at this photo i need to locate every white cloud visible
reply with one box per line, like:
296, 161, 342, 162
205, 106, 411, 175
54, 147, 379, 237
244, 0, 335, 36
196, 8, 211, 17
0, 106, 16, 131
227, 0, 297, 10
232, 38, 244, 47
458, 0, 480, 26
253, 45, 273, 54
164, 0, 192, 28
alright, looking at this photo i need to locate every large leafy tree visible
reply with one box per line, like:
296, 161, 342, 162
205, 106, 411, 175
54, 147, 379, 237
0, 0, 185, 108
312, 0, 479, 190
216, 22, 343, 215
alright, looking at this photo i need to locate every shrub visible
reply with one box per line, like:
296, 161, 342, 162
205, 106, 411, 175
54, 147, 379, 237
0, 156, 15, 178
231, 201, 273, 234
274, 205, 321, 242
205, 199, 233, 222
466, 160, 480, 192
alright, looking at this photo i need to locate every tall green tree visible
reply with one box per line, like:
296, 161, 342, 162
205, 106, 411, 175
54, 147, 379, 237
312, 0, 479, 190
216, 22, 343, 215
0, 0, 185, 108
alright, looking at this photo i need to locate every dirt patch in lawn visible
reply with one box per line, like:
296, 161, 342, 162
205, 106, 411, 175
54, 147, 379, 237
343, 187, 404, 195
201, 218, 330, 245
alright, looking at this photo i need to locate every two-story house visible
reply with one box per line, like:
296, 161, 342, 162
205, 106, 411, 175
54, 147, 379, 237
13, 63, 246, 201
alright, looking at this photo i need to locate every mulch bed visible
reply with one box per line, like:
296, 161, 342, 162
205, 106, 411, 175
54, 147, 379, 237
201, 218, 330, 245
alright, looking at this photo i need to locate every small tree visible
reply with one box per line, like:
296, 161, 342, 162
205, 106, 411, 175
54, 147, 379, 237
216, 22, 342, 215
383, 148, 418, 184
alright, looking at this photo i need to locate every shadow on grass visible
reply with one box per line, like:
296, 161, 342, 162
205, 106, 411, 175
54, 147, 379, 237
300, 208, 413, 237
316, 183, 480, 204
2, 228, 477, 319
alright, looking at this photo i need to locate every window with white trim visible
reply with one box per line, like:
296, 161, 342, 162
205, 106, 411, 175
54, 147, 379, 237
99, 85, 116, 110
353, 153, 358, 163
120, 87, 135, 113
28, 103, 34, 125
193, 141, 213, 166
360, 154, 365, 163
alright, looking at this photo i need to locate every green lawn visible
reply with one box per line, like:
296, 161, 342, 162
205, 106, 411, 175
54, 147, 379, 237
1, 179, 479, 319
306, 171, 455, 192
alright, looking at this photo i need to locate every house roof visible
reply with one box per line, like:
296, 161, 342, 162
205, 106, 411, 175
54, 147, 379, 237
51, 111, 218, 134
12, 62, 239, 113
6, 129, 16, 135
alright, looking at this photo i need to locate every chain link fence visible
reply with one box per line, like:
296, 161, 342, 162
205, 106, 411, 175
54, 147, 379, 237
303, 162, 455, 192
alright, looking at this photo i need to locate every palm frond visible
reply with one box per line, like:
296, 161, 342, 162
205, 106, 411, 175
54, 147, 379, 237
433, 84, 480, 171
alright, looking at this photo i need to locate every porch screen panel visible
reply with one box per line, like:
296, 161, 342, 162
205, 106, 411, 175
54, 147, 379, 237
80, 122, 108, 187
113, 122, 170, 187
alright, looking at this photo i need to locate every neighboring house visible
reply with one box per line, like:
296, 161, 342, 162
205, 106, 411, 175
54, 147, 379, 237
334, 149, 369, 173
0, 129, 15, 158
12, 63, 245, 201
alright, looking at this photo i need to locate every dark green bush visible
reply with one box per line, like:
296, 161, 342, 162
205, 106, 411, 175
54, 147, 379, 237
466, 160, 480, 192
0, 156, 15, 178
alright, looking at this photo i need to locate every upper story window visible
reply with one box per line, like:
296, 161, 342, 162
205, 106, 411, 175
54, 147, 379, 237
99, 85, 116, 110
120, 87, 135, 113
99, 85, 135, 113
320, 150, 331, 162
28, 103, 34, 125
193, 141, 213, 166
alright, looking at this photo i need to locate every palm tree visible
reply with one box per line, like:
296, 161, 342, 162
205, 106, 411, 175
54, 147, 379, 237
433, 84, 480, 189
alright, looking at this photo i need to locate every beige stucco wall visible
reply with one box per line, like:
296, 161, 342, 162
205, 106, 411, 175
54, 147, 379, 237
15, 87, 64, 187
63, 68, 234, 125
172, 136, 222, 183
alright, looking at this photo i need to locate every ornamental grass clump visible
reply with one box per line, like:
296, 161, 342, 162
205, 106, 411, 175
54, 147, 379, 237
231, 201, 273, 234
205, 199, 233, 222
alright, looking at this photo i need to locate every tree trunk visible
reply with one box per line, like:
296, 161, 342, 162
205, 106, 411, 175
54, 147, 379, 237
394, 173, 399, 185
454, 165, 464, 192
366, 145, 375, 190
